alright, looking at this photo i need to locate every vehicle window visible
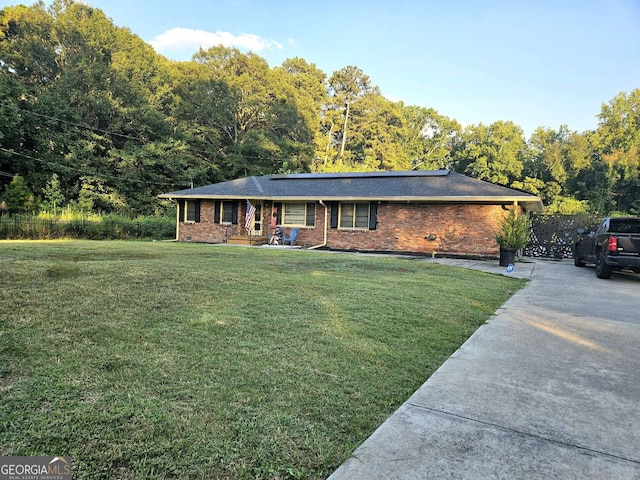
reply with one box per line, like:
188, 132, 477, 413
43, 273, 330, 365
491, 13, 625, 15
610, 220, 640, 234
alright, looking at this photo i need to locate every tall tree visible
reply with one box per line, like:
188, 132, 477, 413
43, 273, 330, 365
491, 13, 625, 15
517, 126, 594, 212
276, 57, 327, 171
0, 2, 58, 189
3, 0, 638, 217
451, 121, 526, 186
401, 105, 460, 169
602, 146, 640, 213
594, 89, 640, 154
192, 46, 313, 177
518, 126, 567, 207
1, 0, 206, 214
0, 2, 58, 85
327, 66, 375, 159
344, 92, 409, 171
587, 89, 640, 214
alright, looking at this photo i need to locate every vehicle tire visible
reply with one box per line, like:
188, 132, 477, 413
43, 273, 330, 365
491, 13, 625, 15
573, 245, 586, 267
595, 252, 612, 279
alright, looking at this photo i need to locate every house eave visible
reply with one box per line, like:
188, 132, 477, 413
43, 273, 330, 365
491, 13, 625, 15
158, 193, 543, 211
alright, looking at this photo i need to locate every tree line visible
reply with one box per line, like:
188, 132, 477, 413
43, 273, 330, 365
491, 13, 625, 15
1, 0, 638, 216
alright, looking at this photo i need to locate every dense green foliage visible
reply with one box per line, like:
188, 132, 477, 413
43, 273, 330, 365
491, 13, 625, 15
0, 241, 526, 479
0, 212, 174, 239
1, 0, 639, 215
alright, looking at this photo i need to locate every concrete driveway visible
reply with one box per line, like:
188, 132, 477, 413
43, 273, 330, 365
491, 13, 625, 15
329, 259, 640, 479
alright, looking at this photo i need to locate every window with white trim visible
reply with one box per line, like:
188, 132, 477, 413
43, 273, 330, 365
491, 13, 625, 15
280, 202, 315, 227
185, 200, 200, 223
339, 203, 370, 229
221, 202, 234, 224
214, 200, 238, 225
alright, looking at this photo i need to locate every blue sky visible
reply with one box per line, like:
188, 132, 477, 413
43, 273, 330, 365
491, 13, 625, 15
20, 0, 640, 136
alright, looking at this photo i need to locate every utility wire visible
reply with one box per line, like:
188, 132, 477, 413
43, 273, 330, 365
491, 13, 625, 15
1, 100, 296, 162
1, 102, 145, 142
0, 146, 186, 187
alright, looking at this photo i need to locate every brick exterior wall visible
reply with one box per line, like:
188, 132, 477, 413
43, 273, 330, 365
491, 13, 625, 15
176, 200, 515, 256
177, 201, 245, 243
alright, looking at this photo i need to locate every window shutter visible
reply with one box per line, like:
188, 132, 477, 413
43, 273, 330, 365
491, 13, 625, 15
369, 202, 377, 230
194, 201, 201, 223
330, 202, 338, 229
231, 202, 238, 224
214, 201, 220, 223
178, 200, 185, 222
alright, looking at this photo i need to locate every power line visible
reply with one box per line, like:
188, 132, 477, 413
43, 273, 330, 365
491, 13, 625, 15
1, 101, 298, 162
0, 146, 187, 187
1, 101, 145, 143
1, 101, 222, 160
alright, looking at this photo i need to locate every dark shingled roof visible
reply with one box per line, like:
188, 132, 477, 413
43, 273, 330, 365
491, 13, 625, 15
159, 170, 543, 211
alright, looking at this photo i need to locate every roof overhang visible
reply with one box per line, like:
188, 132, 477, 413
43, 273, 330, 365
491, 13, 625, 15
159, 194, 544, 212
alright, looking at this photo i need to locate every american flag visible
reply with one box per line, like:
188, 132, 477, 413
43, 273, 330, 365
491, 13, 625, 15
245, 200, 256, 232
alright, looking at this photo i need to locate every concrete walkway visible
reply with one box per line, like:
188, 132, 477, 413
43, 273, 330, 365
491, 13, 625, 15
329, 259, 640, 479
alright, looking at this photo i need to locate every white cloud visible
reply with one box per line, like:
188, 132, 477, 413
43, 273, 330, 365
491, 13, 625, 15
149, 27, 283, 58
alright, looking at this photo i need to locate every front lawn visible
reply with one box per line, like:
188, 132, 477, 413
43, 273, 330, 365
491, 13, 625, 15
0, 241, 526, 479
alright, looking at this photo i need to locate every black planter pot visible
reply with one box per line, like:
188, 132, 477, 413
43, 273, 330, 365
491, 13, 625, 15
499, 247, 517, 267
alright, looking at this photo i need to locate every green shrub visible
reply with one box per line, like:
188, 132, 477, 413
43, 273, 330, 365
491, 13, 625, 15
494, 210, 531, 250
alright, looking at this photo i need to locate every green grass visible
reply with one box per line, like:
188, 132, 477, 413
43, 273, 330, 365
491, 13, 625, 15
0, 240, 526, 479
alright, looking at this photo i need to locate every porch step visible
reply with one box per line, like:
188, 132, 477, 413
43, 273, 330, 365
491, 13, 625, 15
227, 235, 269, 245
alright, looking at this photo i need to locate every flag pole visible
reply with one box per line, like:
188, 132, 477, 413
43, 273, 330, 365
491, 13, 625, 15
245, 199, 256, 244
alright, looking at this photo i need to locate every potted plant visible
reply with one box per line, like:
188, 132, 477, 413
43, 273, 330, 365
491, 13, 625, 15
494, 209, 531, 267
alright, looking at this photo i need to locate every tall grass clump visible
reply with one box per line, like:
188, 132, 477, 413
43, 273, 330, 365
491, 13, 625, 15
0, 209, 174, 240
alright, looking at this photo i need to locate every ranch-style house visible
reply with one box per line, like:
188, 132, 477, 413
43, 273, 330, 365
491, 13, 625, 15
158, 169, 543, 257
